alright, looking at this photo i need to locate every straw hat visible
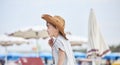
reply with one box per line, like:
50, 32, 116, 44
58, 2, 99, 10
42, 14, 67, 39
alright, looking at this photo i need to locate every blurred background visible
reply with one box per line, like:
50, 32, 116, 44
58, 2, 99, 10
0, 0, 120, 65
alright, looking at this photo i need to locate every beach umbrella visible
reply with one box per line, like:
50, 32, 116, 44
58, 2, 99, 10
7, 53, 41, 61
0, 35, 28, 46
39, 52, 52, 60
87, 8, 111, 65
8, 26, 48, 39
74, 52, 86, 58
103, 53, 120, 60
40, 52, 52, 64
67, 35, 87, 46
0, 54, 5, 59
0, 35, 28, 65
7, 53, 23, 61
87, 8, 110, 58
7, 26, 49, 56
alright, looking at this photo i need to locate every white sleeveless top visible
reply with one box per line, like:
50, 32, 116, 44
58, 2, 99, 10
52, 35, 76, 65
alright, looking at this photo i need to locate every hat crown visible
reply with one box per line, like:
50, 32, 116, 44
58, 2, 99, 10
54, 16, 65, 28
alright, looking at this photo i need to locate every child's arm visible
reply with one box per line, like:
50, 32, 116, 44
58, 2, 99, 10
57, 48, 65, 65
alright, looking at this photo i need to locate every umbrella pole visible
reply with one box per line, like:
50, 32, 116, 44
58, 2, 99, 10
90, 52, 102, 65
92, 58, 101, 65
5, 46, 8, 65
92, 59, 95, 65
91, 53, 101, 65
36, 39, 40, 57
98, 57, 102, 65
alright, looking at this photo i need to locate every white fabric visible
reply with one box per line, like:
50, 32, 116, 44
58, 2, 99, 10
88, 8, 110, 57
52, 35, 76, 65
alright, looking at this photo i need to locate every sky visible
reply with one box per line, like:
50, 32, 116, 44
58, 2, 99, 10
0, 0, 120, 47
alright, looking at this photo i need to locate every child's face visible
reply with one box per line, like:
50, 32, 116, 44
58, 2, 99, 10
46, 23, 58, 38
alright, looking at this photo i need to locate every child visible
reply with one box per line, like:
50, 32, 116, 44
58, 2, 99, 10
41, 14, 76, 65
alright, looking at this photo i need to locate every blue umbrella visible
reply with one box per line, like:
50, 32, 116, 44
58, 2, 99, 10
40, 52, 52, 60
74, 52, 86, 58
0, 54, 5, 59
103, 53, 120, 60
7, 53, 23, 61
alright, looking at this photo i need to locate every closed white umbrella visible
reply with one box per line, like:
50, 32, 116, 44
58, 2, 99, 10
88, 8, 110, 65
88, 8, 110, 57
